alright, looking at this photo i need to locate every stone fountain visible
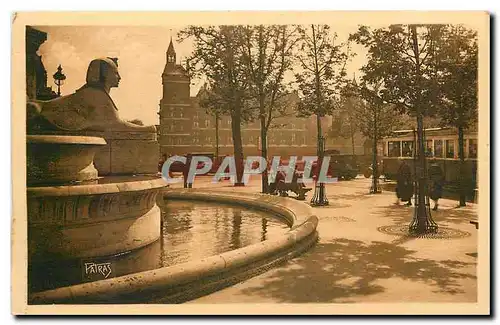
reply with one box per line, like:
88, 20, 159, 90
26, 54, 167, 290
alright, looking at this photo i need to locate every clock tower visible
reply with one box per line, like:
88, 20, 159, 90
158, 38, 192, 155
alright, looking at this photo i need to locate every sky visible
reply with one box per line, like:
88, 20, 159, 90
36, 25, 369, 126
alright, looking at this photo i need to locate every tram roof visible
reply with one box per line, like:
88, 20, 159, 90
385, 127, 476, 139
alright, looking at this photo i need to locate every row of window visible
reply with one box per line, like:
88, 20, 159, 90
161, 134, 309, 146
164, 118, 307, 130
386, 138, 478, 159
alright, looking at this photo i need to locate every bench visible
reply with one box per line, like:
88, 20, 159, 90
470, 220, 478, 229
275, 181, 312, 200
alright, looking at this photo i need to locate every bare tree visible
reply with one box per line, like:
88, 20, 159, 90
295, 25, 350, 156
241, 25, 299, 193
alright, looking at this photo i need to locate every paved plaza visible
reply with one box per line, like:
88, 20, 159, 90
168, 175, 479, 303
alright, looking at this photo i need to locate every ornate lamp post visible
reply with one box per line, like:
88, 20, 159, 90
310, 135, 329, 206
52, 64, 66, 97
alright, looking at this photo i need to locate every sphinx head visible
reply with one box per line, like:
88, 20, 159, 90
85, 57, 121, 91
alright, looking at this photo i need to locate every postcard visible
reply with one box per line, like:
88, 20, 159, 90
11, 11, 490, 315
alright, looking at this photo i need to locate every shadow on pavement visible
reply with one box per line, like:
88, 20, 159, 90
374, 204, 478, 226
239, 238, 476, 303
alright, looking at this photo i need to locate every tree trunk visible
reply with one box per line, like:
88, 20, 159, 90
410, 25, 434, 233
215, 113, 219, 159
371, 108, 380, 193
260, 115, 269, 193
416, 113, 428, 226
351, 128, 356, 167
458, 125, 466, 206
231, 107, 245, 186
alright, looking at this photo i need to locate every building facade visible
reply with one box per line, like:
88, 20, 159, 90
158, 41, 321, 159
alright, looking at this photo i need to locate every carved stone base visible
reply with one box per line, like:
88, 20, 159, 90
28, 176, 167, 261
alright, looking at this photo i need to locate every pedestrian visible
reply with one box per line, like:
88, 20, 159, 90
396, 161, 413, 206
183, 155, 193, 188
428, 162, 444, 211
158, 154, 167, 173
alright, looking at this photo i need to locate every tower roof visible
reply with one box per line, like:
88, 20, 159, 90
167, 37, 175, 56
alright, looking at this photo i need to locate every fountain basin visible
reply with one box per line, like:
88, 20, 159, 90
27, 176, 167, 261
27, 135, 106, 185
29, 189, 318, 304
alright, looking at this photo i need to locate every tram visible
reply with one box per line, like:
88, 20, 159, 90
380, 127, 478, 191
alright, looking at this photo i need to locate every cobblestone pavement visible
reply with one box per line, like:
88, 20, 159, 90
169, 175, 479, 303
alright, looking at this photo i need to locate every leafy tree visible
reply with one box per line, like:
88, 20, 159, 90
349, 79, 404, 193
436, 25, 478, 206
295, 24, 350, 158
329, 93, 360, 159
240, 25, 299, 193
350, 24, 445, 232
179, 26, 252, 185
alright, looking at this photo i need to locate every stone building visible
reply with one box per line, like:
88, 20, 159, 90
158, 40, 320, 158
26, 26, 58, 100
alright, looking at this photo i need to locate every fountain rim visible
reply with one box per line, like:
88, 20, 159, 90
27, 134, 107, 145
27, 175, 168, 197
29, 189, 319, 304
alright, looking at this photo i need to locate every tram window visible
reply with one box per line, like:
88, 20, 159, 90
434, 140, 443, 158
388, 141, 401, 157
425, 140, 433, 157
401, 141, 413, 157
468, 139, 477, 158
446, 140, 455, 158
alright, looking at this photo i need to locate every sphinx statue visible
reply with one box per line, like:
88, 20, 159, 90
27, 57, 160, 175
28, 57, 155, 134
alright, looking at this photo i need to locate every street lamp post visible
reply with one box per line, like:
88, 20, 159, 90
52, 64, 66, 97
310, 134, 329, 206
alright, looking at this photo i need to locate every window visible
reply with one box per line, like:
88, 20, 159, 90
445, 140, 455, 158
434, 140, 443, 158
205, 120, 210, 128
401, 141, 413, 157
468, 139, 477, 158
425, 140, 433, 157
194, 121, 199, 128
388, 141, 401, 157
291, 133, 296, 144
179, 125, 183, 132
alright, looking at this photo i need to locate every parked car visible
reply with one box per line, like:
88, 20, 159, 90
327, 155, 359, 180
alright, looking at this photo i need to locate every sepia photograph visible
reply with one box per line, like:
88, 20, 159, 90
11, 11, 490, 315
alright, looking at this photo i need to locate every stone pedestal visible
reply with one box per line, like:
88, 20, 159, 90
95, 139, 159, 175
31, 130, 160, 175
